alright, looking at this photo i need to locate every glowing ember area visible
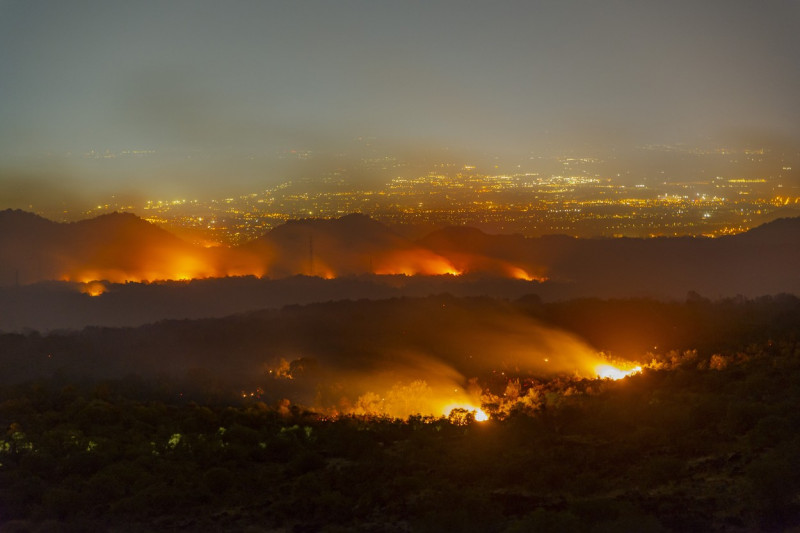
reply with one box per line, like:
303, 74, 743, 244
373, 251, 462, 276
595, 363, 643, 380
508, 266, 535, 281
312, 265, 336, 279
70, 269, 209, 284
62, 251, 464, 283
63, 250, 268, 284
346, 380, 489, 420
503, 265, 547, 282
79, 281, 107, 297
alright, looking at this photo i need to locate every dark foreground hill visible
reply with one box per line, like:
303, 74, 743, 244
1, 294, 800, 531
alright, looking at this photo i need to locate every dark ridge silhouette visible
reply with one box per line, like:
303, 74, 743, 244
730, 216, 800, 245
0, 209, 60, 281
0, 208, 58, 233
417, 226, 549, 279
421, 218, 800, 298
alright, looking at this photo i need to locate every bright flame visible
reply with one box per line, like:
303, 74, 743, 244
79, 281, 106, 297
373, 251, 462, 276
64, 250, 272, 284
443, 403, 489, 422
508, 266, 534, 281
505, 265, 547, 282
169, 255, 211, 280
315, 266, 336, 279
595, 364, 642, 380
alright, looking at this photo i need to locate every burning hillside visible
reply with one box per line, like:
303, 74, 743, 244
0, 211, 537, 284
3, 211, 800, 302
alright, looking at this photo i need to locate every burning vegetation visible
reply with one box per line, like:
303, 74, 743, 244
2, 294, 800, 530
78, 280, 107, 297
3, 331, 800, 531
248, 297, 635, 422
260, 354, 643, 422
4, 210, 553, 286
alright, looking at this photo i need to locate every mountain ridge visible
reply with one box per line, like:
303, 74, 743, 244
1, 210, 798, 298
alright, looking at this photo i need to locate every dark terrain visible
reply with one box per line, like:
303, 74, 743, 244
1, 295, 800, 531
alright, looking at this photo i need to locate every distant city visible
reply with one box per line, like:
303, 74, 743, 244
71, 144, 798, 245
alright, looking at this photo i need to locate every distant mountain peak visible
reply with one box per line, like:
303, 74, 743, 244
267, 213, 399, 240
74, 211, 147, 225
0, 208, 55, 224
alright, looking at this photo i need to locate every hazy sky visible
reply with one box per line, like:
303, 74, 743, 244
1, 0, 799, 208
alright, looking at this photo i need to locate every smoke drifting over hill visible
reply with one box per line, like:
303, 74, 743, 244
2, 210, 799, 297
257, 298, 605, 416
0, 296, 612, 417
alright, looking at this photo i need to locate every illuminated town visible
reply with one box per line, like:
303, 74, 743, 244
77, 145, 799, 245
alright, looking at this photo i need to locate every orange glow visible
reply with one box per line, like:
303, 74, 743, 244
167, 254, 213, 280
53, 244, 562, 284
595, 363, 642, 380
66, 266, 265, 284
62, 248, 271, 284
312, 263, 336, 279
374, 250, 462, 276
509, 266, 533, 280
226, 265, 266, 278
503, 264, 548, 282
79, 281, 106, 297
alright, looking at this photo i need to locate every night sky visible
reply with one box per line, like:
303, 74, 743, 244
2, 0, 799, 207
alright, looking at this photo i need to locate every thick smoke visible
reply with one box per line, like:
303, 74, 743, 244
255, 298, 607, 417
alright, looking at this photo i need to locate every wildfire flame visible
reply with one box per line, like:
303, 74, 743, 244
595, 363, 642, 380
65, 251, 268, 284
443, 403, 489, 422
505, 265, 548, 282
373, 251, 462, 276
79, 281, 107, 297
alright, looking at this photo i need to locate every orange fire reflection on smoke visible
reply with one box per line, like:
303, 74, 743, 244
65, 249, 269, 284
373, 251, 461, 276
309, 261, 336, 279
58, 247, 559, 284
79, 281, 107, 297
169, 255, 209, 281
